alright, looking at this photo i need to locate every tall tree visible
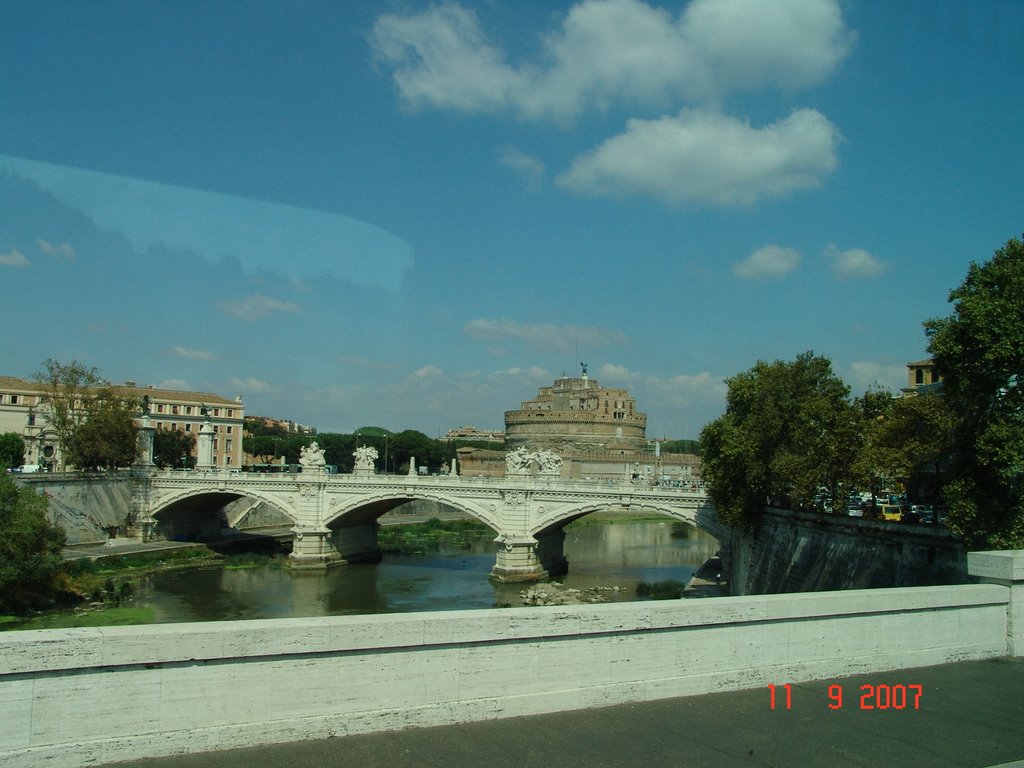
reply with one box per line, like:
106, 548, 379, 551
0, 470, 66, 613
700, 352, 859, 528
0, 432, 25, 469
153, 429, 197, 469
33, 360, 141, 471
65, 387, 140, 470
33, 359, 101, 471
925, 235, 1024, 548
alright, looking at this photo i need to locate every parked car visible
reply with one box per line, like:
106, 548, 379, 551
879, 504, 905, 522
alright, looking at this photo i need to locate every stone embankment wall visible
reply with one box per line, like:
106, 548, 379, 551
2, 551, 1021, 768
731, 507, 966, 596
16, 475, 134, 544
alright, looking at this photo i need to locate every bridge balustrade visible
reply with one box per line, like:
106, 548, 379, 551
134, 467, 717, 582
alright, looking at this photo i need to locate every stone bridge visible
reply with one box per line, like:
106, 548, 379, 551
133, 467, 719, 582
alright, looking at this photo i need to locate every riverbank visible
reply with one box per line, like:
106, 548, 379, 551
0, 547, 287, 631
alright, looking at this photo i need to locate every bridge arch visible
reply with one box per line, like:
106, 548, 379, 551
323, 491, 501, 532
147, 486, 297, 541
531, 500, 725, 542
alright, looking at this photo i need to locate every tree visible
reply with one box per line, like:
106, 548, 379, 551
33, 360, 141, 471
700, 352, 860, 528
65, 387, 140, 470
33, 359, 101, 471
0, 432, 25, 469
153, 429, 197, 469
0, 470, 66, 613
925, 235, 1024, 548
857, 392, 954, 507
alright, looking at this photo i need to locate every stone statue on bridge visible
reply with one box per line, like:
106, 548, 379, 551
505, 447, 562, 477
534, 448, 562, 476
299, 441, 326, 469
353, 445, 378, 473
505, 446, 531, 475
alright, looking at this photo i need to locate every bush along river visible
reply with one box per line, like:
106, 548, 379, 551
4, 513, 722, 631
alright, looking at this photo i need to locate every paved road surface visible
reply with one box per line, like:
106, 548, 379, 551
109, 657, 1024, 768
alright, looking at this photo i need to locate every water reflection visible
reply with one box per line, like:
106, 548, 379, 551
136, 522, 720, 624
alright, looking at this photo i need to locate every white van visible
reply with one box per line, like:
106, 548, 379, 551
15, 464, 41, 473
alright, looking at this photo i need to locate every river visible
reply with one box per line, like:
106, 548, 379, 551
132, 520, 721, 623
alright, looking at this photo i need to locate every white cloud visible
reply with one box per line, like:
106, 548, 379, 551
36, 238, 76, 259
157, 379, 192, 391
228, 377, 277, 395
487, 366, 551, 382
825, 244, 886, 280
846, 361, 907, 394
0, 249, 28, 267
371, 0, 852, 121
220, 293, 300, 321
732, 245, 802, 279
498, 146, 545, 191
558, 108, 840, 205
410, 364, 443, 381
171, 345, 219, 361
464, 318, 628, 351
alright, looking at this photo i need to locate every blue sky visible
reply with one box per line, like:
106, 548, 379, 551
2, 1, 1022, 439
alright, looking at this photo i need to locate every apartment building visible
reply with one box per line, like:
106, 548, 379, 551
0, 376, 245, 470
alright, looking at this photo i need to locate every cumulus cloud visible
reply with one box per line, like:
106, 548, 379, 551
558, 108, 840, 205
732, 245, 802, 279
463, 318, 628, 351
220, 293, 300, 321
498, 146, 545, 191
228, 377, 277, 394
171, 345, 219, 361
825, 244, 886, 280
37, 238, 76, 259
0, 249, 28, 267
846, 361, 907, 393
157, 379, 191, 391
487, 366, 551, 381
371, 0, 853, 121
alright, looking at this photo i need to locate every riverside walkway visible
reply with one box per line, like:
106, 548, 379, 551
108, 657, 1024, 768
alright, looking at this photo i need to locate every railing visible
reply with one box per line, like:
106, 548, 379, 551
145, 467, 707, 498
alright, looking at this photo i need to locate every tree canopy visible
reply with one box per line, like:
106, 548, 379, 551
700, 352, 859, 528
0, 432, 25, 469
0, 471, 66, 614
925, 235, 1024, 548
33, 359, 140, 471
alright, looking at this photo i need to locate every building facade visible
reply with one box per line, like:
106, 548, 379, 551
453, 370, 699, 483
0, 376, 245, 470
504, 371, 647, 452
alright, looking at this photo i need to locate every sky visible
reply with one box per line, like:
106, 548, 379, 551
1, 1, 1022, 440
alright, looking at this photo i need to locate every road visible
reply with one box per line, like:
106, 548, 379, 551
108, 657, 1024, 768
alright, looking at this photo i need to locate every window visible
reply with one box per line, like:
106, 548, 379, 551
226, 426, 232, 434
186, 405, 193, 415
10, 395, 18, 404
916, 369, 924, 385
157, 403, 165, 413
185, 424, 191, 432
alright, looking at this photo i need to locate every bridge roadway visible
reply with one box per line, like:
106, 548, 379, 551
98, 657, 1024, 768
134, 468, 719, 582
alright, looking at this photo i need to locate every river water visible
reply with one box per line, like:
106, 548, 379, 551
132, 521, 721, 623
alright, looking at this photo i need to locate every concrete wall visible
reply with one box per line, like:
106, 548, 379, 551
2, 550, 1022, 768
17, 475, 134, 544
731, 507, 966, 595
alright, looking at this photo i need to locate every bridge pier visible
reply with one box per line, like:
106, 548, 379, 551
290, 529, 344, 569
490, 528, 568, 583
289, 524, 382, 569
491, 535, 547, 583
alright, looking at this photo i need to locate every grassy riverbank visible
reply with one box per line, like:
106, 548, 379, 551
0, 547, 285, 632
378, 517, 494, 555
